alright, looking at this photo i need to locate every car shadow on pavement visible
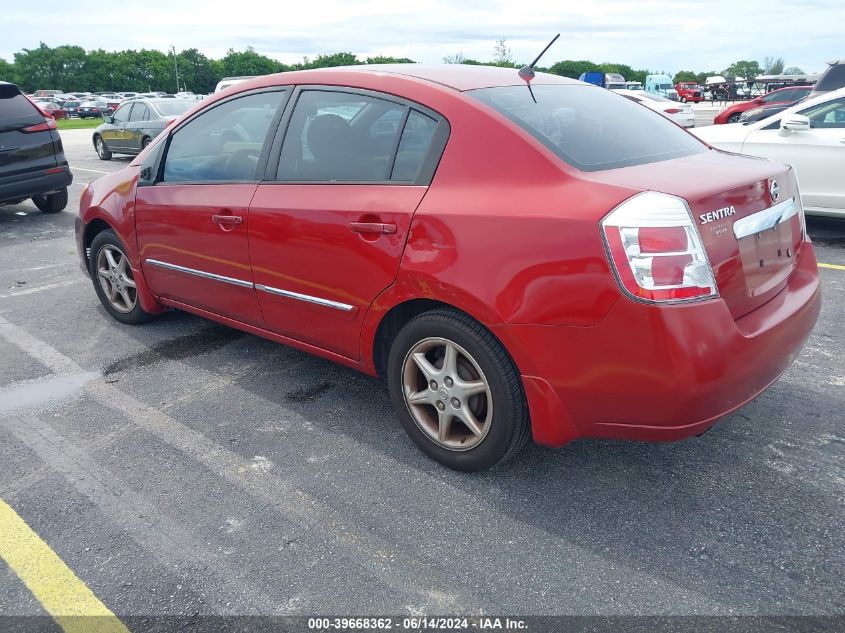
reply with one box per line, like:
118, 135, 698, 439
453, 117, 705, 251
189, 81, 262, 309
93, 305, 843, 615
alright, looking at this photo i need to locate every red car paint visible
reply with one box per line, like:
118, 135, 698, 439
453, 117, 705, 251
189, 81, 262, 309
76, 66, 820, 449
713, 86, 812, 124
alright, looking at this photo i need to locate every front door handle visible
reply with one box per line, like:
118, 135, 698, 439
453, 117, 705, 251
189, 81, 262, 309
350, 221, 396, 235
212, 214, 244, 227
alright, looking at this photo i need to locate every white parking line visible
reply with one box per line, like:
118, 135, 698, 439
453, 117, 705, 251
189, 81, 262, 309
0, 279, 84, 300
71, 167, 111, 175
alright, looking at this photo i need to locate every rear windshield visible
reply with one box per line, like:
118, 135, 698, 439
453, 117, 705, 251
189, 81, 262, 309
468, 85, 705, 172
153, 100, 192, 116
0, 89, 43, 128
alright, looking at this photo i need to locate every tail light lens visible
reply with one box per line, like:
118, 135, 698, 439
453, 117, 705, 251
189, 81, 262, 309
664, 108, 683, 114
22, 118, 57, 133
601, 191, 718, 303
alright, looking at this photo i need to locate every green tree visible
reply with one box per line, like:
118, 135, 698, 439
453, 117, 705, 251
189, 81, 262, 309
548, 59, 599, 79
177, 48, 218, 93
301, 52, 359, 69
0, 58, 18, 84
763, 56, 785, 74
219, 47, 284, 77
723, 59, 762, 80
673, 70, 698, 84
492, 39, 515, 67
365, 56, 415, 64
783, 66, 804, 75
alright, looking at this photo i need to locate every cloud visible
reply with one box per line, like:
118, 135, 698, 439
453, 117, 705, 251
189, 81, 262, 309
1, 0, 840, 73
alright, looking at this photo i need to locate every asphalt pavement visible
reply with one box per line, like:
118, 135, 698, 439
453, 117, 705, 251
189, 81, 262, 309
0, 128, 843, 624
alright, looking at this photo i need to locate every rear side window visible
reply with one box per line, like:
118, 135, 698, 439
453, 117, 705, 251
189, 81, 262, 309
130, 103, 149, 122
0, 90, 43, 127
392, 111, 437, 181
163, 90, 287, 182
469, 85, 705, 172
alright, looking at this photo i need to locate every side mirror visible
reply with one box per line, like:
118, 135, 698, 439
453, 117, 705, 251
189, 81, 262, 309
103, 114, 114, 124
754, 97, 764, 104
780, 114, 810, 133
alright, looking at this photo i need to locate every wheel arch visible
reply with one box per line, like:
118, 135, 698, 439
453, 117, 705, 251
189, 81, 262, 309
82, 217, 115, 267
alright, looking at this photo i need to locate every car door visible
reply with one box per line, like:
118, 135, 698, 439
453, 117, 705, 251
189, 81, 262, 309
102, 103, 132, 150
125, 101, 149, 151
742, 96, 845, 211
134, 88, 289, 325
248, 88, 448, 359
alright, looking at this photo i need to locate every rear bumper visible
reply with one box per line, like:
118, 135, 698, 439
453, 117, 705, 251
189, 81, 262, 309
0, 166, 72, 204
493, 243, 821, 447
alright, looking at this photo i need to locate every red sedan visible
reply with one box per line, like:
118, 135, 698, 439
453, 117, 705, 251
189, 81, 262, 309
75, 66, 820, 471
714, 86, 812, 124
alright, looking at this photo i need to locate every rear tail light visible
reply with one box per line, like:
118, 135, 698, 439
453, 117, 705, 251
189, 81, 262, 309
601, 191, 718, 303
664, 108, 683, 114
22, 118, 57, 133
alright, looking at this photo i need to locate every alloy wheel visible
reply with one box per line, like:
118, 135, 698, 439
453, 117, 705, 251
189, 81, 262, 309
96, 245, 137, 313
401, 337, 493, 451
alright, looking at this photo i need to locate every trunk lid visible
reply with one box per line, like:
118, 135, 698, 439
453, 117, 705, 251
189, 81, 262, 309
588, 149, 804, 318
0, 86, 58, 180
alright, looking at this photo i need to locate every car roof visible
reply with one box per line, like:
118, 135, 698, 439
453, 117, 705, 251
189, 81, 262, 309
279, 64, 581, 92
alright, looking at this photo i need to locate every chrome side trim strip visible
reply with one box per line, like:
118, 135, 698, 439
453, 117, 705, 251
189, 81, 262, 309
145, 258, 254, 289
733, 197, 798, 240
255, 284, 354, 312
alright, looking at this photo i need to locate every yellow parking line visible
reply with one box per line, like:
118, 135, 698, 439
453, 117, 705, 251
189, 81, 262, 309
0, 499, 129, 633
819, 263, 845, 271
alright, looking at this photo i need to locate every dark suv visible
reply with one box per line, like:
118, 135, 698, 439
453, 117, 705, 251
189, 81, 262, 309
0, 82, 72, 213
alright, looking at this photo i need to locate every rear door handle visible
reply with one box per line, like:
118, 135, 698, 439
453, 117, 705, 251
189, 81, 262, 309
212, 214, 244, 226
350, 221, 397, 235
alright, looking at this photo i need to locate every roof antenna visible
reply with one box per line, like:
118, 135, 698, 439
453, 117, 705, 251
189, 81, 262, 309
518, 34, 560, 103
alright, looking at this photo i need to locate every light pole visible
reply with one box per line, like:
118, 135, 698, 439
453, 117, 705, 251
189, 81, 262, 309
170, 45, 180, 93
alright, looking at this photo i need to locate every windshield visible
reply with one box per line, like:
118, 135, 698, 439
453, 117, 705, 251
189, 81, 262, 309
468, 85, 705, 172
153, 100, 192, 116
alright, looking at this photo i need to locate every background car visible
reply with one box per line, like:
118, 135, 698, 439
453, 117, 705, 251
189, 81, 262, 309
62, 100, 81, 117
33, 100, 68, 119
693, 87, 845, 217
76, 66, 819, 471
810, 58, 845, 96
612, 89, 695, 127
714, 86, 812, 124
0, 82, 72, 212
77, 99, 110, 118
93, 97, 194, 159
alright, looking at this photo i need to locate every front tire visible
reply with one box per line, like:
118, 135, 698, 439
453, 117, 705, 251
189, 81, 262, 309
89, 230, 155, 325
387, 309, 530, 471
32, 188, 68, 213
727, 113, 742, 123
141, 136, 151, 150
95, 135, 112, 160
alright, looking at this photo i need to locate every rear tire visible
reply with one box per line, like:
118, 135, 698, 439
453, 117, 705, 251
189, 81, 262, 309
95, 135, 112, 160
89, 229, 156, 325
387, 309, 530, 471
141, 136, 151, 150
32, 188, 68, 213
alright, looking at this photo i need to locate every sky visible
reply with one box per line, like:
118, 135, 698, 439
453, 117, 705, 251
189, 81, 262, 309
1, 0, 842, 74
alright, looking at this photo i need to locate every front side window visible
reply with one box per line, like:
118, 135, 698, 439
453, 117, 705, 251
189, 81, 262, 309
277, 91, 407, 182
800, 97, 845, 128
162, 90, 286, 183
469, 84, 705, 172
